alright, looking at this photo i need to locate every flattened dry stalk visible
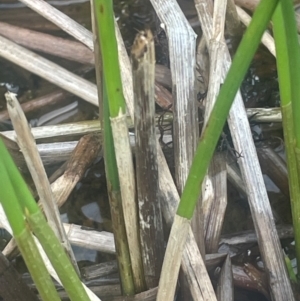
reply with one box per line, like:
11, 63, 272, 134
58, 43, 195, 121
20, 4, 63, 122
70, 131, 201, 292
149, 0, 198, 193
216, 255, 233, 301
197, 0, 226, 256
203, 153, 227, 253
131, 30, 164, 289
181, 228, 217, 301
246, 107, 282, 122
110, 113, 145, 292
81, 260, 118, 280
234, 0, 259, 11
5, 92, 79, 275
232, 263, 270, 299
156, 215, 190, 301
115, 23, 134, 121
63, 224, 115, 254
203, 0, 226, 127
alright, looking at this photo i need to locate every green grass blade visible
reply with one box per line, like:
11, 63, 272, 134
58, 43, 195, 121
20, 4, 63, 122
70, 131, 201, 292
0, 138, 90, 301
273, 1, 300, 272
276, 0, 300, 149
0, 158, 25, 236
26, 210, 90, 301
176, 0, 279, 219
285, 253, 297, 283
272, 3, 291, 108
94, 0, 125, 117
16, 229, 62, 301
103, 80, 120, 191
95, 0, 145, 291
0, 138, 37, 214
0, 160, 61, 301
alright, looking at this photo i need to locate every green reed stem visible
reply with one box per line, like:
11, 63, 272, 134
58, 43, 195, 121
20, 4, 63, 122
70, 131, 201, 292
273, 0, 300, 273
0, 138, 90, 301
26, 211, 90, 301
0, 154, 61, 301
94, 0, 126, 117
94, 0, 145, 292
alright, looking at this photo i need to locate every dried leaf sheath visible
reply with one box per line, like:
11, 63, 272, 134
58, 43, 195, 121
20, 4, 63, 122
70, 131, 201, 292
110, 113, 145, 292
132, 30, 164, 289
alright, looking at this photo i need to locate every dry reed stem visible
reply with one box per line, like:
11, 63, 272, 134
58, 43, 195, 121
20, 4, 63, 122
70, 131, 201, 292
132, 30, 164, 288
149, 0, 198, 194
156, 215, 190, 301
5, 92, 79, 275
110, 112, 145, 292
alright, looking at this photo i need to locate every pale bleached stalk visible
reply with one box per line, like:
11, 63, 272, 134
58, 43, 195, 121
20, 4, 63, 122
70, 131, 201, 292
115, 24, 135, 121
148, 2, 203, 298
5, 92, 79, 275
236, 6, 276, 57
203, 0, 227, 127
1, 114, 172, 142
156, 215, 190, 301
0, 35, 98, 106
150, 0, 198, 194
204, 153, 227, 253
110, 112, 145, 292
4, 224, 115, 256
0, 106, 278, 142
63, 224, 115, 254
198, 0, 226, 257
246, 107, 281, 122
216, 255, 233, 301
